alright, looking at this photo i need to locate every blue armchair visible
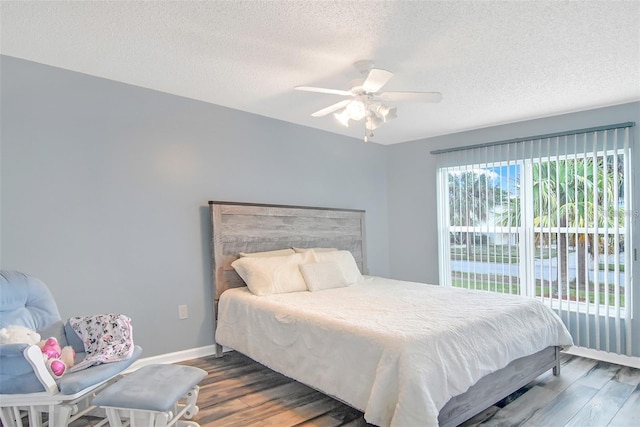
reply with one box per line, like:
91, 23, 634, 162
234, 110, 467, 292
0, 270, 142, 427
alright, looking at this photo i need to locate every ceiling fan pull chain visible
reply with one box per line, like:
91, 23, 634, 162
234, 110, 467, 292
363, 120, 374, 143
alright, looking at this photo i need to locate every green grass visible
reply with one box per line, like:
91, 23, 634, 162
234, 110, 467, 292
598, 263, 625, 272
451, 277, 520, 294
451, 272, 625, 307
450, 244, 566, 263
450, 245, 520, 263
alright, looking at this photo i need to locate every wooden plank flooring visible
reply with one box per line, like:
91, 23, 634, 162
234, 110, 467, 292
177, 351, 640, 427
179, 352, 366, 427
70, 351, 639, 427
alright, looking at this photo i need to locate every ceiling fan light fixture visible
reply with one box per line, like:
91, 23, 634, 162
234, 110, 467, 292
370, 103, 397, 122
334, 109, 351, 127
366, 114, 383, 131
382, 106, 397, 122
345, 100, 366, 121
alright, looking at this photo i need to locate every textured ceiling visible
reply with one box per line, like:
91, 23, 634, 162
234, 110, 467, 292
1, 1, 639, 145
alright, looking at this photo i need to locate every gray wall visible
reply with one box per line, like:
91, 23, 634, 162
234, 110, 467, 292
0, 56, 390, 356
387, 101, 640, 355
3, 54, 637, 357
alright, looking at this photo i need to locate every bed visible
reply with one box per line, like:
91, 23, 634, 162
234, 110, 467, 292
208, 201, 573, 427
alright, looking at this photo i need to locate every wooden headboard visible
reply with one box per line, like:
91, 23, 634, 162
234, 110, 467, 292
209, 201, 367, 355
209, 201, 367, 303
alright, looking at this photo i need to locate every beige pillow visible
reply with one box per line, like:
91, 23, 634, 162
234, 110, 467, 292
231, 251, 315, 295
239, 248, 295, 257
299, 262, 349, 292
313, 250, 363, 284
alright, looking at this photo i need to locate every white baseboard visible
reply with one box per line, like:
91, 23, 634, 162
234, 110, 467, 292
562, 346, 640, 369
125, 345, 222, 372
128, 345, 639, 374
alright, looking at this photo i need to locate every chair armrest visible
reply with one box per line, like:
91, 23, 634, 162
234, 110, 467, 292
0, 343, 29, 357
0, 343, 50, 394
23, 344, 58, 394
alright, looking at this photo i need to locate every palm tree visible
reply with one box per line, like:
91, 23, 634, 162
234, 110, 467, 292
499, 154, 625, 297
448, 170, 506, 251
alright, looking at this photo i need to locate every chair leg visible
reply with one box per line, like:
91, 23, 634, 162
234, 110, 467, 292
153, 412, 170, 427
181, 386, 200, 419
104, 408, 125, 427
48, 404, 73, 427
28, 406, 43, 427
0, 404, 79, 427
0, 407, 21, 427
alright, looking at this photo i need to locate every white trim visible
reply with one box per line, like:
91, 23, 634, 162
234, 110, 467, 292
127, 344, 640, 374
125, 345, 223, 372
126, 345, 640, 372
563, 346, 640, 369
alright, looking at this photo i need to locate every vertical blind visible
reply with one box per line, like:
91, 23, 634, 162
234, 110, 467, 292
435, 123, 635, 357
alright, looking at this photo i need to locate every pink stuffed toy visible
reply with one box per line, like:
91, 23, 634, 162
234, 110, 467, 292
38, 337, 75, 378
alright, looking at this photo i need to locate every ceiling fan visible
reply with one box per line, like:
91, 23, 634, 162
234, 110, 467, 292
295, 60, 442, 141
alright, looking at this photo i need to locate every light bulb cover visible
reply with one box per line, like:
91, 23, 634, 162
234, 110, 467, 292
383, 106, 397, 122
345, 100, 366, 121
366, 114, 383, 130
370, 103, 397, 122
334, 109, 350, 127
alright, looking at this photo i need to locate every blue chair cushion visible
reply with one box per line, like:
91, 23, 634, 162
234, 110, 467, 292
64, 320, 85, 353
92, 364, 207, 412
0, 344, 46, 394
0, 271, 61, 331
58, 345, 143, 395
0, 345, 143, 395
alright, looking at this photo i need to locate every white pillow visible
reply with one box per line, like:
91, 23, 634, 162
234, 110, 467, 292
292, 247, 338, 253
239, 248, 295, 257
313, 250, 363, 284
299, 262, 348, 292
231, 251, 315, 295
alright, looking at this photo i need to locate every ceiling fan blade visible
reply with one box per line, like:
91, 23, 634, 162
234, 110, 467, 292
295, 86, 351, 96
311, 99, 352, 117
378, 91, 443, 103
362, 69, 394, 93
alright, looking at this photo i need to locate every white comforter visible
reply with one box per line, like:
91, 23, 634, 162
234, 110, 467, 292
215, 277, 573, 426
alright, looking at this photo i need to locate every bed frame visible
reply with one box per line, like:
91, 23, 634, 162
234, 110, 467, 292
208, 200, 561, 427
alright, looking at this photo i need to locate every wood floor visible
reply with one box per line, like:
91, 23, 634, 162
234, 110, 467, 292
176, 351, 640, 427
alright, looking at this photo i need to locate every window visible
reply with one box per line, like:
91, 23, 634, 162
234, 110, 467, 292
436, 124, 634, 355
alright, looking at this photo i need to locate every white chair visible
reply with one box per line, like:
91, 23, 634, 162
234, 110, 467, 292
0, 270, 142, 427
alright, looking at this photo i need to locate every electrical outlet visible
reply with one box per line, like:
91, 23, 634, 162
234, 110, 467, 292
178, 304, 188, 320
